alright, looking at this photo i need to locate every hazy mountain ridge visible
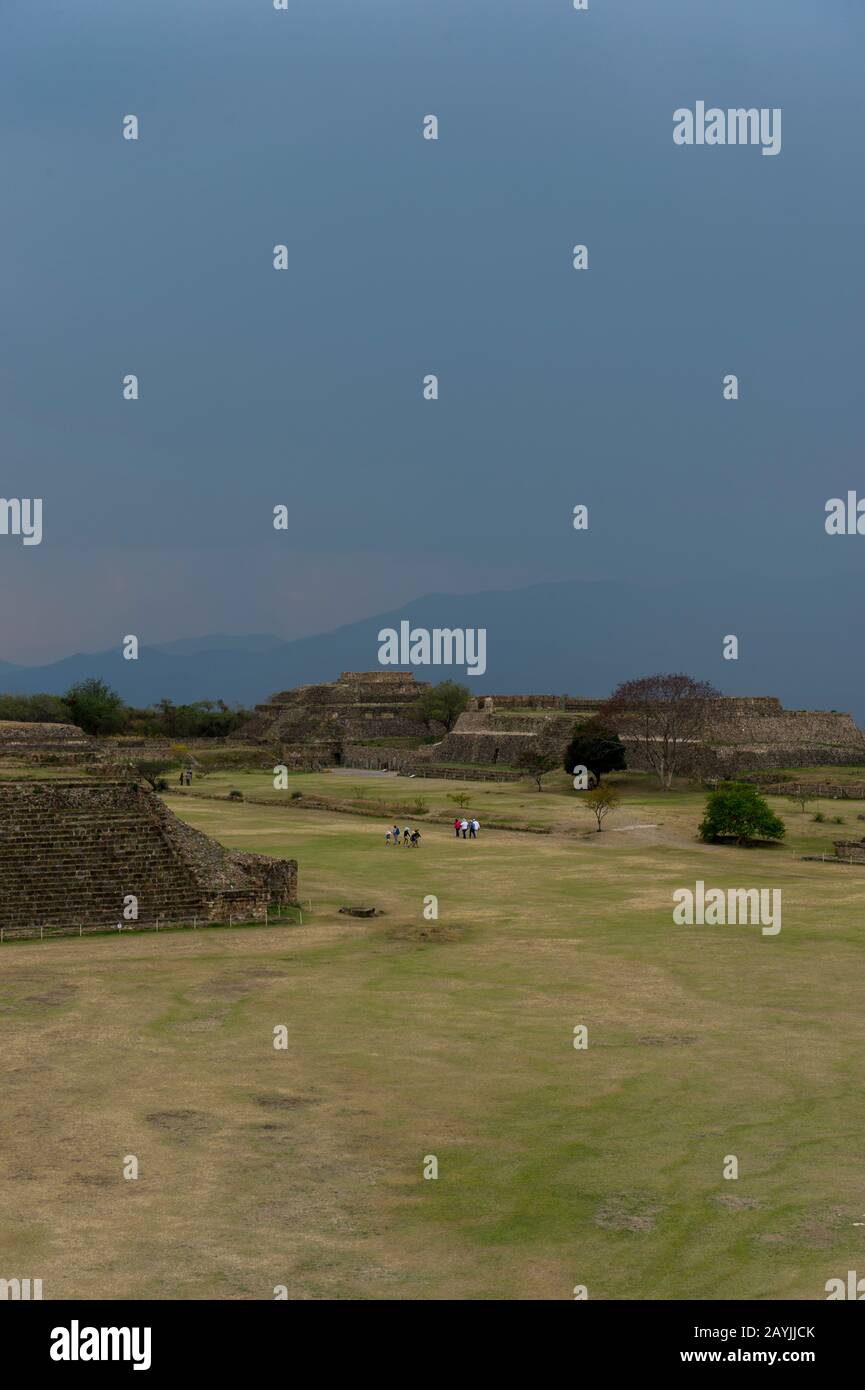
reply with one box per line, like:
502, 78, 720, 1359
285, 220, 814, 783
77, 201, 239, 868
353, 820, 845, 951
0, 578, 861, 722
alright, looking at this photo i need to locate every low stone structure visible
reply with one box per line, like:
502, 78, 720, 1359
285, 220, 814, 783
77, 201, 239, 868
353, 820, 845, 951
832, 838, 865, 863
431, 710, 575, 768
621, 698, 865, 776
0, 720, 103, 766
0, 781, 297, 935
427, 694, 865, 777
231, 670, 432, 764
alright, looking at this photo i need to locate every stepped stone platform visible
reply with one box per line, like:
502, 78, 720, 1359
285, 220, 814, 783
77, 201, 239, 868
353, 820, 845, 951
0, 720, 103, 766
0, 781, 297, 936
231, 670, 432, 764
428, 695, 865, 776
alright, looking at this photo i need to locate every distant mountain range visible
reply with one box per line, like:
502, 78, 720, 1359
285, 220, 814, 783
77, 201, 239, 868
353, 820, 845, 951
1, 578, 862, 723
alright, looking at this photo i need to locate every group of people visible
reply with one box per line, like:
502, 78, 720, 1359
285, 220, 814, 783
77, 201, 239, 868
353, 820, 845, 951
383, 816, 481, 845
177, 768, 192, 786
386, 824, 422, 847
454, 816, 480, 839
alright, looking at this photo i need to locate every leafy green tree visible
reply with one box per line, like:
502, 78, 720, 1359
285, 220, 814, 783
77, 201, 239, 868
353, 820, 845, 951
412, 681, 470, 734
698, 782, 786, 846
563, 720, 626, 785
517, 748, 560, 791
64, 678, 127, 735
0, 692, 72, 723
582, 784, 621, 831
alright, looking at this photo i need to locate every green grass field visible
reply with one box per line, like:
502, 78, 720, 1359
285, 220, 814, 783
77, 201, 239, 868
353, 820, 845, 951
2, 770, 864, 1299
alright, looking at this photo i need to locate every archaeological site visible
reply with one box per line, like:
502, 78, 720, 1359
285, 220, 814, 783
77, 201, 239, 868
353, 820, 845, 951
230, 672, 865, 779
0, 781, 297, 939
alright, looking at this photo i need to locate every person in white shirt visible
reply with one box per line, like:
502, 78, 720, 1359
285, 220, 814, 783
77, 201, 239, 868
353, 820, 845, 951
469, 818, 479, 839
460, 818, 468, 839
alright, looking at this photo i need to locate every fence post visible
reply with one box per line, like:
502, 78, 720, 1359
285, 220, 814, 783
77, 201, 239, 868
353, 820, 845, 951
193, 916, 197, 930
40, 925, 43, 940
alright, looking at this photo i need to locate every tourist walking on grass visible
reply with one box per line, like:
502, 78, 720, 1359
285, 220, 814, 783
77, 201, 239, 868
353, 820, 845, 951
460, 818, 468, 839
469, 818, 479, 839
403, 827, 411, 846
454, 817, 461, 838
185, 768, 192, 786
393, 824, 400, 844
385, 829, 392, 846
410, 829, 421, 847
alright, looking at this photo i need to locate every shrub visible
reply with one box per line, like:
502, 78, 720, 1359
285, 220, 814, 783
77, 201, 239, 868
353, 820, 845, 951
290, 790, 302, 800
812, 811, 826, 823
411, 797, 429, 815
228, 789, 243, 801
698, 782, 786, 845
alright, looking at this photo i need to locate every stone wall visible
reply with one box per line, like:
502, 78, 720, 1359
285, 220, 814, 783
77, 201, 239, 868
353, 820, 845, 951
833, 839, 865, 863
0, 720, 103, 765
431, 712, 574, 768
342, 744, 435, 773
429, 697, 865, 776
470, 695, 600, 713
0, 781, 297, 935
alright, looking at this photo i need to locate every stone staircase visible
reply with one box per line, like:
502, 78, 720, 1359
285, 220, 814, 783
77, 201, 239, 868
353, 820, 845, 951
0, 781, 297, 935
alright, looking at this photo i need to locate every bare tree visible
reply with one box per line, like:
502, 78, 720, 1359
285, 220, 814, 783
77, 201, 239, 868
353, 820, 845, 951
517, 748, 560, 791
602, 673, 721, 791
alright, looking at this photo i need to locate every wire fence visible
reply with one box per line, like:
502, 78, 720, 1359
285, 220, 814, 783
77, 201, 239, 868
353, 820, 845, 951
0, 903, 306, 944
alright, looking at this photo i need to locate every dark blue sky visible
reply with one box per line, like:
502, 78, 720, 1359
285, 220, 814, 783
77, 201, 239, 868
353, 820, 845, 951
2, 0, 863, 663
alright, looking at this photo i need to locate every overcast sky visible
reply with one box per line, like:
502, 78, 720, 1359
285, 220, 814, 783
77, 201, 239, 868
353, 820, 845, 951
1, 0, 863, 662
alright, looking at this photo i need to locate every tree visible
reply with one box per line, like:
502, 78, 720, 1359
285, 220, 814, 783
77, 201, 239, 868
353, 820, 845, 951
517, 748, 560, 791
412, 681, 470, 734
64, 678, 127, 735
0, 691, 72, 724
563, 720, 626, 785
582, 785, 621, 831
130, 759, 173, 792
602, 673, 721, 790
447, 792, 471, 810
790, 787, 816, 814
698, 782, 786, 846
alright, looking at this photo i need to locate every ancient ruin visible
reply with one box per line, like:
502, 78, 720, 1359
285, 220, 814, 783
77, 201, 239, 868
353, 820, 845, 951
230, 670, 432, 765
238, 678, 865, 778
225, 669, 865, 778
0, 719, 102, 766
0, 781, 297, 937
384, 693, 855, 777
